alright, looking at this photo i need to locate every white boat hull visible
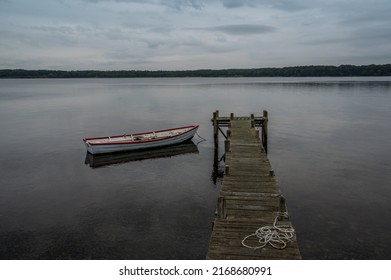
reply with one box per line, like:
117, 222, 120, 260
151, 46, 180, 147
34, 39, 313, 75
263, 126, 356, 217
83, 125, 199, 155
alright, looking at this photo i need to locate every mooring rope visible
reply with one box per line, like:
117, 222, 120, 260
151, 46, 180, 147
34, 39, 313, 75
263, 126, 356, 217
241, 212, 295, 250
195, 131, 207, 141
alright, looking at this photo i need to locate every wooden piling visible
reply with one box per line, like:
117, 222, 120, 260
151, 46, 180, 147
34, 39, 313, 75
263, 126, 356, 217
262, 110, 268, 153
213, 110, 219, 144
225, 165, 230, 176
224, 139, 230, 152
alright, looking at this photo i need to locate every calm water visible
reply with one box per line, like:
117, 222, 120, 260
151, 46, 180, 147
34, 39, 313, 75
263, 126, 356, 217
1, 77, 390, 259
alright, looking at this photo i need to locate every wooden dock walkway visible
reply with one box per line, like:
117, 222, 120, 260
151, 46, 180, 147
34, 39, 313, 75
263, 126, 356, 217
207, 111, 301, 259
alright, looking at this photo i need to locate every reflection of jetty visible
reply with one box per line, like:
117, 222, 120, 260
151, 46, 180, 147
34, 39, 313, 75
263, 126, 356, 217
207, 111, 301, 259
84, 141, 198, 168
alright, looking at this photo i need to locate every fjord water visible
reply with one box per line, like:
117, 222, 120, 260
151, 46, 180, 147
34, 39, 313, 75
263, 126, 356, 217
1, 77, 390, 259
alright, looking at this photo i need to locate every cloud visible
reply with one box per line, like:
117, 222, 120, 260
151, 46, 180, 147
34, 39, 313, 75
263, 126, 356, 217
163, 0, 204, 10
220, 0, 306, 11
83, 0, 305, 11
82, 0, 145, 3
220, 0, 255, 8
206, 24, 276, 35
1, 0, 391, 70
82, 0, 204, 10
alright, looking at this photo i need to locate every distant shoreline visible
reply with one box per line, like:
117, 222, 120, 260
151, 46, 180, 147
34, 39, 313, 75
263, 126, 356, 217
1, 64, 391, 78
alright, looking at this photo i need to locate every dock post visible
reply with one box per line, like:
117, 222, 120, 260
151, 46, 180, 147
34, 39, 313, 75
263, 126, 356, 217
224, 165, 230, 176
279, 195, 287, 213
217, 197, 226, 219
213, 110, 219, 142
213, 110, 220, 149
224, 139, 230, 153
262, 110, 268, 153
212, 110, 219, 184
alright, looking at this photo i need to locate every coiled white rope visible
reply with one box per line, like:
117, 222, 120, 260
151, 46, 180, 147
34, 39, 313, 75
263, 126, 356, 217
241, 212, 295, 250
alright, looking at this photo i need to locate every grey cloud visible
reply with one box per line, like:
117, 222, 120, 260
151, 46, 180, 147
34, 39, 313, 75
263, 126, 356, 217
207, 24, 276, 35
80, 0, 307, 12
315, 3, 391, 48
105, 50, 151, 64
162, 0, 204, 10
82, 0, 204, 10
149, 26, 173, 34
30, 25, 90, 35
303, 37, 345, 46
220, 0, 255, 8
350, 26, 391, 47
337, 4, 391, 26
269, 0, 306, 11
220, 0, 306, 11
1, 0, 390, 70
81, 0, 143, 2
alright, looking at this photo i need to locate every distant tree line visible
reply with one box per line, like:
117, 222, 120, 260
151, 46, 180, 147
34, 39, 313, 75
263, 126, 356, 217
1, 64, 391, 78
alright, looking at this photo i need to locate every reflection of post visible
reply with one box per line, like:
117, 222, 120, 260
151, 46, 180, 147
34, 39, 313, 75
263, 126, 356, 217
262, 110, 268, 153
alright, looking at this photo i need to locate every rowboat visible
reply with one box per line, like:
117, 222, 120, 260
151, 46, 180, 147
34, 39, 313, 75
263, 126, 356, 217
83, 125, 199, 155
84, 141, 199, 168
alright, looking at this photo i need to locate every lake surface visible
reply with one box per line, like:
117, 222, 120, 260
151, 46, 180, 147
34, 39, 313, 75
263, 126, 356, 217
1, 77, 390, 259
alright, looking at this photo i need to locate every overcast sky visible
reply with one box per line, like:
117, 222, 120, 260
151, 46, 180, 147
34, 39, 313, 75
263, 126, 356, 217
1, 0, 391, 70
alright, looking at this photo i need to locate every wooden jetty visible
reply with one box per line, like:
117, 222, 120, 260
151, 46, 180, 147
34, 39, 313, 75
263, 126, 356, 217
207, 111, 301, 259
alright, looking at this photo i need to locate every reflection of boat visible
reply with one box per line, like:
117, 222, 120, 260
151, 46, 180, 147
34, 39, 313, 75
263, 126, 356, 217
83, 125, 199, 155
84, 141, 199, 168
